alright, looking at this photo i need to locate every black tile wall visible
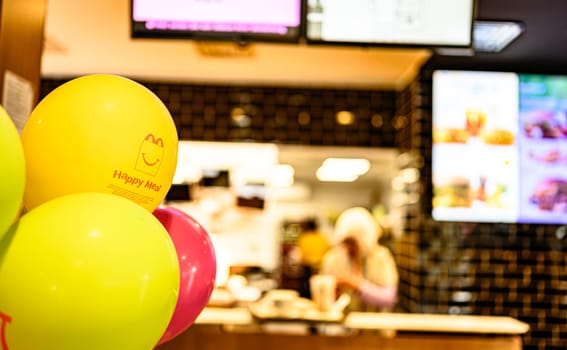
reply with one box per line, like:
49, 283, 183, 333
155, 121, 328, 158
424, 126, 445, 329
40, 75, 566, 349
40, 78, 398, 147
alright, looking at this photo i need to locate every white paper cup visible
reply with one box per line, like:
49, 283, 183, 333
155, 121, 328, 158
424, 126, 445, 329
309, 274, 336, 312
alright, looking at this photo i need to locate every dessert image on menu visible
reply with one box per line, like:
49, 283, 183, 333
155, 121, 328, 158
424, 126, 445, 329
519, 172, 567, 224
523, 111, 567, 139
528, 148, 566, 164
529, 177, 567, 212
522, 137, 567, 165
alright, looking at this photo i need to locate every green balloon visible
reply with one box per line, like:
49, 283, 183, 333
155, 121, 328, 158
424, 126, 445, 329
0, 192, 180, 350
0, 105, 25, 239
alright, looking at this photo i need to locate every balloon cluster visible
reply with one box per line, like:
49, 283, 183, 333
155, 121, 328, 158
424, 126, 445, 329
0, 74, 216, 349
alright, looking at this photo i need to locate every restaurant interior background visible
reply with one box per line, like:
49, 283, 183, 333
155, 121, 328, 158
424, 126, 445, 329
7, 0, 567, 349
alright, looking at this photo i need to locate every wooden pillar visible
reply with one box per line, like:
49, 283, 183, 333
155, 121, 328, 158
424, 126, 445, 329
0, 0, 47, 129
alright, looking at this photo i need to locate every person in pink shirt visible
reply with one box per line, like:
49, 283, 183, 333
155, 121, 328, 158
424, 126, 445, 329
320, 207, 398, 312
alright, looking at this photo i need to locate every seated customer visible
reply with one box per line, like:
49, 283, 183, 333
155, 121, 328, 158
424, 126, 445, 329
320, 207, 398, 312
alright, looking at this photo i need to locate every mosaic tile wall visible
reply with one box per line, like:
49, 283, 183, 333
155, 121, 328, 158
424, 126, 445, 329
393, 79, 425, 314
40, 78, 399, 147
41, 75, 565, 349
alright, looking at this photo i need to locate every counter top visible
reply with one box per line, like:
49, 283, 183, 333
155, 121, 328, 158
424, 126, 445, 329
344, 312, 530, 334
195, 307, 253, 325
158, 307, 529, 350
194, 307, 529, 335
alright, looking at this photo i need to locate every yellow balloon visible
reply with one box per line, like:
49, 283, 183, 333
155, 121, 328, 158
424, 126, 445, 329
22, 74, 178, 212
0, 105, 25, 238
0, 192, 180, 350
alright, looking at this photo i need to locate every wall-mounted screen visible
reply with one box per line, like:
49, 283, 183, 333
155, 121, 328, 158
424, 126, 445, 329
131, 0, 303, 43
432, 70, 567, 225
306, 0, 475, 48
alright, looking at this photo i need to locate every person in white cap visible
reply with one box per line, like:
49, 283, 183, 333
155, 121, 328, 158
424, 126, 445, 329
320, 206, 399, 312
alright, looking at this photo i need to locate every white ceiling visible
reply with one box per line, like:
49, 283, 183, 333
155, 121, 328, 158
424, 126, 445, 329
41, 0, 432, 90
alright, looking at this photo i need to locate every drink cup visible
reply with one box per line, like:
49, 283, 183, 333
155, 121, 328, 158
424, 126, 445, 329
309, 274, 336, 312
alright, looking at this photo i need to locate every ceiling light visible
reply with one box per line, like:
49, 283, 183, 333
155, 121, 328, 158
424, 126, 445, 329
335, 111, 355, 125
371, 114, 384, 128
322, 158, 370, 175
297, 111, 311, 125
436, 20, 524, 56
230, 107, 251, 127
316, 167, 359, 182
473, 20, 524, 52
316, 157, 370, 182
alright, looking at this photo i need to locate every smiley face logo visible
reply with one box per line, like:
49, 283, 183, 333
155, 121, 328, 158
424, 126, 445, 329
135, 133, 164, 176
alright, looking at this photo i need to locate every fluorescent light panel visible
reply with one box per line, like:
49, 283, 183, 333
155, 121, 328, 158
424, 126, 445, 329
316, 157, 370, 182
436, 20, 524, 56
473, 20, 524, 52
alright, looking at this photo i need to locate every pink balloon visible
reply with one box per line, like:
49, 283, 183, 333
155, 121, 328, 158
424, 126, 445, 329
153, 206, 216, 345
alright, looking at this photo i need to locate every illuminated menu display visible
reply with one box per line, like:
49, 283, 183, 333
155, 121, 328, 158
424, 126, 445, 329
432, 70, 567, 224
132, 0, 302, 40
306, 0, 474, 47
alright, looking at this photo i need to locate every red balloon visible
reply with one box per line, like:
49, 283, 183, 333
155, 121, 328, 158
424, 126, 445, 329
153, 206, 216, 345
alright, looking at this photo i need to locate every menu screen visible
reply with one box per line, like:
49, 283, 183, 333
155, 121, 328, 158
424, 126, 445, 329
306, 0, 474, 47
131, 0, 302, 42
518, 75, 567, 223
432, 70, 567, 224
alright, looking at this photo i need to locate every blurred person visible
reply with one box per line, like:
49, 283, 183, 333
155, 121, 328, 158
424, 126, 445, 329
320, 207, 398, 312
297, 218, 330, 298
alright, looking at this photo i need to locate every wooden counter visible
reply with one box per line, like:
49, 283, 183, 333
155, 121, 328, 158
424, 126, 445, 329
156, 307, 529, 350
344, 311, 529, 334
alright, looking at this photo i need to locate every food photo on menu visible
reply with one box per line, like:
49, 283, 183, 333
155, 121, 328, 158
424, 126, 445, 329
523, 110, 567, 139
519, 166, 567, 222
431, 157, 519, 223
522, 147, 567, 216
519, 137, 567, 219
529, 178, 567, 211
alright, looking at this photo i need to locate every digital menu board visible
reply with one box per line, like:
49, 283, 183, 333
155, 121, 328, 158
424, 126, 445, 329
432, 70, 567, 224
131, 0, 302, 43
306, 0, 475, 48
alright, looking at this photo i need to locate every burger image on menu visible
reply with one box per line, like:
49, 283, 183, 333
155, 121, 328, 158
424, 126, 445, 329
433, 176, 472, 208
433, 127, 469, 144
